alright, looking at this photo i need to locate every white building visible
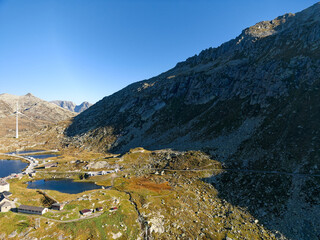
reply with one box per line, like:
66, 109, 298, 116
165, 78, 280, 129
0, 201, 12, 212
0, 180, 9, 192
18, 205, 48, 215
0, 195, 15, 213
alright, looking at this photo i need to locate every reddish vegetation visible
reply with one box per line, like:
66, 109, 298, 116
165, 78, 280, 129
127, 177, 171, 193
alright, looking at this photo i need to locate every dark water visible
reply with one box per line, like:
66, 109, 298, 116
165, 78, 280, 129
26, 154, 60, 159
6, 150, 60, 159
27, 179, 102, 194
7, 150, 43, 154
0, 160, 28, 178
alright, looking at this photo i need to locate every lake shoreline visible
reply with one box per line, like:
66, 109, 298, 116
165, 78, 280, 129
0, 158, 29, 178
27, 178, 104, 194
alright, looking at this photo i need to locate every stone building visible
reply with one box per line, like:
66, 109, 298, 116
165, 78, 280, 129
0, 194, 14, 212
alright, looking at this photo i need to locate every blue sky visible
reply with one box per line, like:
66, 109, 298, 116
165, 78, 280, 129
0, 0, 318, 104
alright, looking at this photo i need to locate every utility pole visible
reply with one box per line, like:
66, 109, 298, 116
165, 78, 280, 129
16, 102, 19, 139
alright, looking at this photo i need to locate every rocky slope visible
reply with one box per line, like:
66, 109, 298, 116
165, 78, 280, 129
67, 3, 320, 155
51, 100, 92, 113
0, 93, 76, 121
66, 3, 320, 239
0, 93, 76, 137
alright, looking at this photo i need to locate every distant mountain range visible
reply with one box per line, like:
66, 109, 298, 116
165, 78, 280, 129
50, 100, 92, 113
65, 3, 320, 239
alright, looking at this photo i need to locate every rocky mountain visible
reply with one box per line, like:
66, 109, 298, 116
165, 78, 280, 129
50, 100, 76, 112
51, 100, 92, 113
75, 101, 92, 113
66, 3, 320, 239
0, 93, 76, 136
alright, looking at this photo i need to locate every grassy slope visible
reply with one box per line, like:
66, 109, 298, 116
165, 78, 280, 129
0, 146, 277, 239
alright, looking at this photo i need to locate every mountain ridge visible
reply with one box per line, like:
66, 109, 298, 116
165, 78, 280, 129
50, 100, 92, 113
66, 2, 320, 153
65, 3, 320, 239
0, 93, 76, 137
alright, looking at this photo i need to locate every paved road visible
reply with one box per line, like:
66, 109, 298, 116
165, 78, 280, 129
0, 153, 39, 176
149, 167, 320, 177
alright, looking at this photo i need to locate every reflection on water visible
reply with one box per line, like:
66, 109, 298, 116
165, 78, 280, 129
0, 160, 28, 178
26, 154, 60, 159
27, 179, 103, 194
7, 150, 43, 154
6, 150, 60, 159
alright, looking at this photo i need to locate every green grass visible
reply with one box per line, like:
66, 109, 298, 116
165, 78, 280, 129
0, 212, 33, 235
57, 205, 140, 240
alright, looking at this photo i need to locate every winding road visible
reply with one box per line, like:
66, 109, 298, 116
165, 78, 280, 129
0, 152, 39, 176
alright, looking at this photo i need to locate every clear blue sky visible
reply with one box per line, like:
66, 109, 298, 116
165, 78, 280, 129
0, 0, 318, 104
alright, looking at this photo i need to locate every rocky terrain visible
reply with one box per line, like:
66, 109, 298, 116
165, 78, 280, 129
64, 3, 320, 239
0, 144, 278, 240
0, 93, 76, 122
0, 93, 76, 137
66, 3, 320, 157
51, 100, 92, 113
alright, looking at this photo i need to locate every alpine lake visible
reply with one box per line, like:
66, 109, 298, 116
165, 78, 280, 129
3, 150, 103, 194
27, 179, 103, 194
0, 159, 28, 178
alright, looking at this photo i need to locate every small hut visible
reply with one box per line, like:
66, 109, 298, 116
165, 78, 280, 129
51, 203, 65, 211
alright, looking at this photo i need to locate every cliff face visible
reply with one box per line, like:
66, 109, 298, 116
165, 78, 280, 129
66, 3, 320, 239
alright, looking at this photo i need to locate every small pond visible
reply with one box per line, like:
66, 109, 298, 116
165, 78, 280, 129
0, 159, 28, 178
27, 179, 103, 194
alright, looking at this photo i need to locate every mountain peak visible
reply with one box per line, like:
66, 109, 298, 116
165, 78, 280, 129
242, 13, 294, 38
243, 2, 320, 39
51, 100, 92, 113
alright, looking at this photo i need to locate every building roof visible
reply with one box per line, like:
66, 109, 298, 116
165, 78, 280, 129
0, 195, 7, 202
52, 203, 64, 207
80, 209, 91, 214
1, 191, 12, 197
44, 163, 58, 167
0, 180, 9, 186
18, 205, 45, 212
